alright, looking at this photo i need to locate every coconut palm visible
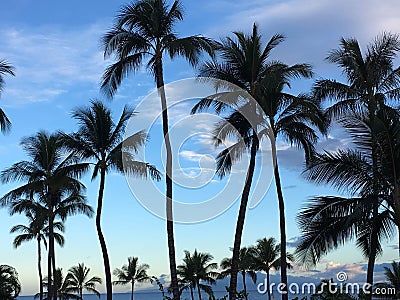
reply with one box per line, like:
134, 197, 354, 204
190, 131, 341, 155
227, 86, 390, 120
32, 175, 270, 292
0, 265, 21, 300
311, 33, 400, 295
192, 24, 324, 300
177, 250, 218, 300
219, 247, 257, 300
0, 60, 15, 133
113, 257, 150, 300
382, 261, 400, 298
0, 131, 93, 300
62, 100, 160, 300
252, 238, 293, 300
101, 2, 215, 298
41, 268, 79, 300
10, 210, 65, 300
66, 263, 102, 300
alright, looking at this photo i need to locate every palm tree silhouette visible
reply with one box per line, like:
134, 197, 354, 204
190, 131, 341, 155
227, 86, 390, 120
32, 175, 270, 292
0, 60, 15, 133
177, 249, 218, 300
0, 131, 93, 300
192, 24, 323, 300
113, 257, 150, 300
101, 2, 215, 297
66, 263, 102, 300
219, 247, 257, 300
10, 210, 64, 300
0, 265, 21, 300
41, 268, 79, 300
63, 100, 160, 300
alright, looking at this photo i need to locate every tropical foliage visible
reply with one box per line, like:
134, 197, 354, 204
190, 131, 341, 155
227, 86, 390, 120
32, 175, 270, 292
66, 263, 102, 299
0, 265, 21, 300
0, 60, 15, 133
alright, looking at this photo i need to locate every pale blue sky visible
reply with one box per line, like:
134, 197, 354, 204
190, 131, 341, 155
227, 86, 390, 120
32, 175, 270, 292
1, 0, 399, 295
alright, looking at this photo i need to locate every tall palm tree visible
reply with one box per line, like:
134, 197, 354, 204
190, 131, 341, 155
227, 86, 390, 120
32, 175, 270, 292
219, 247, 257, 300
0, 131, 92, 300
41, 268, 80, 300
113, 257, 150, 300
252, 238, 293, 300
101, 2, 215, 298
192, 24, 324, 300
0, 60, 15, 133
66, 263, 102, 300
10, 210, 65, 300
177, 249, 218, 300
0, 265, 21, 300
310, 33, 400, 295
63, 100, 160, 300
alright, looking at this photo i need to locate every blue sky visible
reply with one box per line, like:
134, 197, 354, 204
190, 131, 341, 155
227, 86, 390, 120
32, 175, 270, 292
1, 0, 400, 296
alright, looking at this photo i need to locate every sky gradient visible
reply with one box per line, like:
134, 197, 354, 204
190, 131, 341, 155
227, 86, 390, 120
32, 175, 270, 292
1, 0, 400, 295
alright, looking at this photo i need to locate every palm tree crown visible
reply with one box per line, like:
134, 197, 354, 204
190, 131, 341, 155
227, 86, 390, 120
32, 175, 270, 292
66, 263, 102, 299
0, 60, 15, 133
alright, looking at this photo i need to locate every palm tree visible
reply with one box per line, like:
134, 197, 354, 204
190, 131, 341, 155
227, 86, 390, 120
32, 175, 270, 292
381, 261, 400, 298
0, 265, 21, 300
66, 263, 102, 300
311, 33, 400, 295
101, 2, 215, 298
10, 210, 65, 300
192, 24, 324, 300
113, 257, 150, 300
0, 131, 93, 300
41, 268, 80, 300
0, 60, 15, 133
177, 249, 218, 300
252, 238, 293, 300
62, 100, 160, 300
219, 247, 257, 300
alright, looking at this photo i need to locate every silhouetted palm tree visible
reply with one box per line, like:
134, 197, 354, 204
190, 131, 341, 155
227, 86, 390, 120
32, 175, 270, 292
0, 265, 21, 300
63, 100, 160, 300
101, 2, 215, 298
41, 268, 79, 300
192, 24, 323, 300
66, 263, 102, 300
379, 261, 400, 298
219, 247, 257, 300
0, 131, 92, 300
10, 210, 64, 300
312, 33, 400, 295
177, 250, 218, 300
113, 257, 150, 300
252, 238, 293, 300
0, 60, 15, 133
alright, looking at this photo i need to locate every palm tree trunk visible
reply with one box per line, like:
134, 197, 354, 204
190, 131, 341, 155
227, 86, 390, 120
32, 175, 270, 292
154, 56, 179, 300
38, 237, 43, 300
271, 138, 288, 300
190, 286, 195, 300
80, 287, 83, 300
96, 166, 113, 300
51, 233, 57, 300
267, 271, 271, 300
131, 281, 134, 300
48, 207, 54, 300
197, 282, 202, 300
229, 133, 258, 300
242, 271, 248, 300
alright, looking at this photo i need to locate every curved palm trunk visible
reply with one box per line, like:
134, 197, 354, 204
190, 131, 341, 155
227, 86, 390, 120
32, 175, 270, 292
154, 57, 179, 300
271, 138, 288, 300
267, 270, 271, 300
96, 167, 113, 300
37, 236, 43, 300
242, 271, 248, 300
229, 134, 258, 300
196, 282, 202, 300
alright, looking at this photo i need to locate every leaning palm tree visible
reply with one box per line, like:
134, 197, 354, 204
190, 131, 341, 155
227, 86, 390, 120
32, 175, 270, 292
101, 2, 215, 298
66, 263, 102, 300
0, 131, 92, 300
252, 238, 293, 300
62, 100, 160, 300
113, 257, 150, 300
0, 265, 21, 300
10, 210, 65, 300
0, 60, 15, 133
219, 247, 257, 300
177, 249, 218, 300
192, 24, 324, 300
312, 33, 400, 295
